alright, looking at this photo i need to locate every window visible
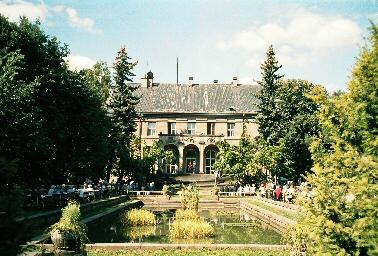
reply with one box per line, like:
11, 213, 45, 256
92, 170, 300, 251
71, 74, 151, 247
168, 122, 176, 134
207, 122, 215, 135
227, 123, 235, 137
147, 122, 156, 136
205, 149, 217, 174
187, 122, 196, 135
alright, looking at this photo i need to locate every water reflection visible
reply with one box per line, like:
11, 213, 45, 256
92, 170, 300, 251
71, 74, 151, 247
87, 209, 282, 244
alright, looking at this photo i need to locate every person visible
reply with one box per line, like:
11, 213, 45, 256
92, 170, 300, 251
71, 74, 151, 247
192, 161, 196, 173
188, 161, 193, 173
251, 184, 256, 196
259, 183, 266, 197
275, 185, 282, 201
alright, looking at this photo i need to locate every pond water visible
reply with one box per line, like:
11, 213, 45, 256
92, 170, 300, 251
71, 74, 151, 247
87, 209, 282, 244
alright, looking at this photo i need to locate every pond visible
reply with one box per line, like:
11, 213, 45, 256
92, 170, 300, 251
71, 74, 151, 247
87, 208, 283, 244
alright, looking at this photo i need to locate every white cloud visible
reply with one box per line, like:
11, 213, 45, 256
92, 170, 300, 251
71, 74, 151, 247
51, 5, 65, 14
217, 9, 362, 67
0, 0, 48, 22
66, 7, 101, 33
368, 12, 378, 23
64, 55, 96, 71
238, 76, 258, 85
0, 1, 100, 33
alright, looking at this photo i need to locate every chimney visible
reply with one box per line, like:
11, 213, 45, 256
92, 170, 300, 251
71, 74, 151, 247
213, 79, 218, 84
141, 71, 154, 88
189, 76, 194, 86
232, 76, 238, 86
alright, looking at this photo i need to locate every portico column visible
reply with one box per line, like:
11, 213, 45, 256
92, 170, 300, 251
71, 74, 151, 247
179, 145, 184, 173
199, 144, 204, 174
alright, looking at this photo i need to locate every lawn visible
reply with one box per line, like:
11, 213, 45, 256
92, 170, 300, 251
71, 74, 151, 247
245, 198, 302, 222
88, 249, 288, 256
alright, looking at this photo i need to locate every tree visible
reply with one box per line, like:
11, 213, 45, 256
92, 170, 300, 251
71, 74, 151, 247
274, 79, 324, 180
215, 127, 265, 184
256, 45, 284, 145
106, 47, 139, 181
0, 15, 111, 185
289, 23, 378, 255
255, 45, 323, 180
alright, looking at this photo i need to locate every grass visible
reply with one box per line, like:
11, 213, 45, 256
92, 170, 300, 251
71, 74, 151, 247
122, 208, 155, 226
175, 209, 200, 220
170, 219, 214, 239
245, 198, 302, 222
88, 249, 288, 256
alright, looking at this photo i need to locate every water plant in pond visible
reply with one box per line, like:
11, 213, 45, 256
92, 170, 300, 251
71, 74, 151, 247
175, 209, 201, 220
170, 219, 214, 239
122, 208, 155, 226
179, 184, 199, 210
48, 201, 87, 252
124, 225, 155, 241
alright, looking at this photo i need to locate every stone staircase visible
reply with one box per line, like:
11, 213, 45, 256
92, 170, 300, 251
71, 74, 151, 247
173, 174, 216, 195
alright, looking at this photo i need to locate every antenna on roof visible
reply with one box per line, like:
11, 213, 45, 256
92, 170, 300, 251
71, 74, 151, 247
176, 57, 179, 85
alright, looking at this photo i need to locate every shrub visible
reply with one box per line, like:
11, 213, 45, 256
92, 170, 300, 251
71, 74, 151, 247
49, 201, 87, 251
170, 219, 214, 239
211, 185, 219, 196
175, 209, 201, 221
122, 208, 155, 226
179, 184, 199, 210
162, 184, 170, 197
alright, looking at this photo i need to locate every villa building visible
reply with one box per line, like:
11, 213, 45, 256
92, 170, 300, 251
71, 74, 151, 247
134, 72, 260, 174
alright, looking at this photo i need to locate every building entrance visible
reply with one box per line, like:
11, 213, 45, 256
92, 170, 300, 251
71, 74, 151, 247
184, 145, 199, 173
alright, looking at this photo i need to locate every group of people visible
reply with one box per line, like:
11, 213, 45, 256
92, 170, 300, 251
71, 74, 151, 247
258, 181, 314, 203
24, 179, 129, 209
218, 181, 314, 203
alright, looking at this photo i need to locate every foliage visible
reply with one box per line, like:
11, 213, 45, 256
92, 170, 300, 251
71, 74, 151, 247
253, 45, 323, 180
121, 208, 155, 226
289, 24, 378, 255
256, 45, 284, 145
105, 46, 139, 181
123, 225, 154, 241
143, 140, 175, 172
162, 184, 171, 197
0, 185, 26, 255
0, 15, 111, 185
49, 201, 88, 249
175, 209, 201, 221
211, 185, 219, 196
179, 185, 199, 211
169, 219, 214, 239
214, 135, 265, 183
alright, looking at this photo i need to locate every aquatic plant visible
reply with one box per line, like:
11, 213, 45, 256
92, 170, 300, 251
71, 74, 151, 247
121, 208, 155, 226
179, 184, 199, 210
170, 219, 214, 239
175, 209, 201, 221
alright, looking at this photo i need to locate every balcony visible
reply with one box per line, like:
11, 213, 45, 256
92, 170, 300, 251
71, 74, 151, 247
159, 133, 224, 145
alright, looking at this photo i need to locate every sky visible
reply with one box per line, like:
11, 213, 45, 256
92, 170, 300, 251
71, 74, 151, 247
0, 0, 377, 92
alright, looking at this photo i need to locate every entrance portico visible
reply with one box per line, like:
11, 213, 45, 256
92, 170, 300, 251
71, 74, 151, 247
159, 134, 220, 174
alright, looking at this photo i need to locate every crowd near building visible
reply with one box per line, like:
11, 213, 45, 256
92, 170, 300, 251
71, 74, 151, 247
134, 72, 260, 174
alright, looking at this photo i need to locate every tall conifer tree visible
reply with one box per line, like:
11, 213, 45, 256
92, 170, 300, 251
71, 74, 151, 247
106, 47, 139, 180
256, 45, 284, 145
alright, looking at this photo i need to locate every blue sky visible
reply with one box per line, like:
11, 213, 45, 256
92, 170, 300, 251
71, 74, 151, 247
1, 0, 377, 92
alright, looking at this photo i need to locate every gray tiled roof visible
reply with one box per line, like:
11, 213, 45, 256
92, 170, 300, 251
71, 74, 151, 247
135, 83, 260, 114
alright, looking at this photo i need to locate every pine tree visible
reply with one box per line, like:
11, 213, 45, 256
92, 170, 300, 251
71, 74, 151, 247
106, 47, 139, 180
256, 45, 284, 145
